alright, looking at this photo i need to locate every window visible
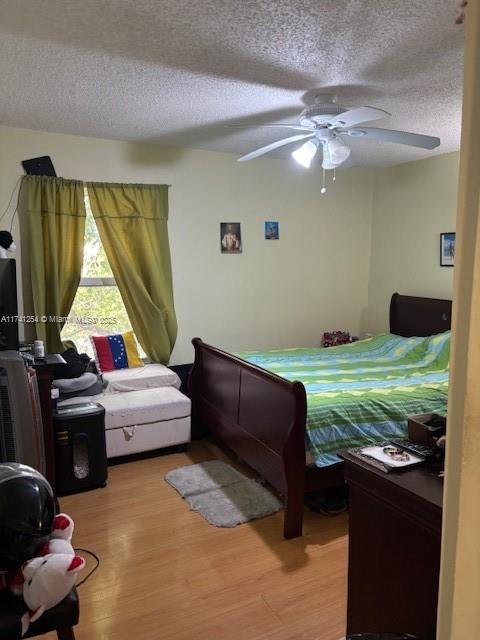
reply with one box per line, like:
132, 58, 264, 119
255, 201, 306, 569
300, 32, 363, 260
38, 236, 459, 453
62, 189, 140, 356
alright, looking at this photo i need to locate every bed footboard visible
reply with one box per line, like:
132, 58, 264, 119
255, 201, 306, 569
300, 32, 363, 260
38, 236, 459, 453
189, 338, 307, 538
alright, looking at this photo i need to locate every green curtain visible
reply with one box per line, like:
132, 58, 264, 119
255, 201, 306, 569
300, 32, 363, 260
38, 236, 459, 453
86, 182, 177, 363
21, 175, 86, 352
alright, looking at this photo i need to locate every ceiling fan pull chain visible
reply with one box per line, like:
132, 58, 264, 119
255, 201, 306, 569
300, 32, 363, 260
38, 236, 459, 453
321, 168, 327, 194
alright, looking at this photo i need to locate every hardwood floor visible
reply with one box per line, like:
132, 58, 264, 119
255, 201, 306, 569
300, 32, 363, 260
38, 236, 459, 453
46, 441, 348, 640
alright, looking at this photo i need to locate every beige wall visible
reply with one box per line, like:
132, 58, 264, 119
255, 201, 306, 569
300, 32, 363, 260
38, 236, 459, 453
0, 125, 374, 364
365, 152, 459, 334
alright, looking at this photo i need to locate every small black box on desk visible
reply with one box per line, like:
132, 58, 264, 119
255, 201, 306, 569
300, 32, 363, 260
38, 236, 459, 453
408, 413, 446, 446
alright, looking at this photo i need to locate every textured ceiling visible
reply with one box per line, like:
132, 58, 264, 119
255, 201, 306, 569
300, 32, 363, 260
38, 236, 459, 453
0, 0, 464, 168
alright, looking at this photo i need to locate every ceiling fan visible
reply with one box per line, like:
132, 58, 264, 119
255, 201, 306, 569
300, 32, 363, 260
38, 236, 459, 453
231, 94, 440, 170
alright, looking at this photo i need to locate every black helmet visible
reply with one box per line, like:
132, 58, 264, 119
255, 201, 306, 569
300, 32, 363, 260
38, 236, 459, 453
0, 463, 55, 568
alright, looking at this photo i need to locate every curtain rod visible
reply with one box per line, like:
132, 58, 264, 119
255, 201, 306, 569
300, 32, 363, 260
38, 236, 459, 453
21, 176, 172, 187
82, 181, 172, 188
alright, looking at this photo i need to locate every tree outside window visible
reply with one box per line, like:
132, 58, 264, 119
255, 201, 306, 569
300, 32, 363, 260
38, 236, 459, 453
62, 190, 142, 356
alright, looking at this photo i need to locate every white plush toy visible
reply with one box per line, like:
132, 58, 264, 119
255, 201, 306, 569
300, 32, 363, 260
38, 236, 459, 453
19, 514, 85, 637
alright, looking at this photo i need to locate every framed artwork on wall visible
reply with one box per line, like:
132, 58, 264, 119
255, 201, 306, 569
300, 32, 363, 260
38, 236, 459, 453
440, 232, 455, 267
220, 222, 242, 253
265, 221, 279, 240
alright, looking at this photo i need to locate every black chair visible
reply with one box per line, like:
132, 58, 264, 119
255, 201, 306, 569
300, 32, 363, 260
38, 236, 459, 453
0, 588, 78, 640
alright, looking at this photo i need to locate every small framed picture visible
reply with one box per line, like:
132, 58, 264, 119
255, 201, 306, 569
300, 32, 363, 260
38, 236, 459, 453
220, 222, 242, 253
440, 232, 455, 267
265, 221, 279, 240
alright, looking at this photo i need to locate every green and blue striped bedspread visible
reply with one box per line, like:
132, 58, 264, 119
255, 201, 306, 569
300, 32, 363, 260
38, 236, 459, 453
238, 332, 450, 467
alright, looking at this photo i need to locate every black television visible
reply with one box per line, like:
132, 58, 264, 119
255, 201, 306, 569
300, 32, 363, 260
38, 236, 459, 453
0, 259, 19, 351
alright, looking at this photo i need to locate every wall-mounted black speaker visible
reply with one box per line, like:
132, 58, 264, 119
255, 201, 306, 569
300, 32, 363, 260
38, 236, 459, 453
21, 156, 56, 176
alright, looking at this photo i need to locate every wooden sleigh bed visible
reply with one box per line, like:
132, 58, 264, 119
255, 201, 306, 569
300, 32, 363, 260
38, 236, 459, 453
188, 293, 452, 539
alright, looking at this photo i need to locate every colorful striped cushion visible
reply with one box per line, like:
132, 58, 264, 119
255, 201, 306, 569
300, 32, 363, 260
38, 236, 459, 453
91, 331, 144, 373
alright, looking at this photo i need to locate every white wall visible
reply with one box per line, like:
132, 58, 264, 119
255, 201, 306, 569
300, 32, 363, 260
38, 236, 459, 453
365, 152, 459, 333
0, 125, 374, 364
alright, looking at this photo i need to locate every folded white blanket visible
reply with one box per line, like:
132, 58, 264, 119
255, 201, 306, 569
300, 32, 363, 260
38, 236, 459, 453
102, 363, 180, 393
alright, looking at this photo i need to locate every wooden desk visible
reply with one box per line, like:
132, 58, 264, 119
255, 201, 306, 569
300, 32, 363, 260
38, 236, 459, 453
340, 452, 443, 639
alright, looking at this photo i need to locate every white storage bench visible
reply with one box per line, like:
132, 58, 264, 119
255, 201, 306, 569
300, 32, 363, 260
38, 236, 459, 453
59, 386, 191, 459
102, 387, 190, 458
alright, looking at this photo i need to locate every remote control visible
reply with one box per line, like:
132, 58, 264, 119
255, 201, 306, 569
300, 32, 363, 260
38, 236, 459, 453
390, 438, 436, 458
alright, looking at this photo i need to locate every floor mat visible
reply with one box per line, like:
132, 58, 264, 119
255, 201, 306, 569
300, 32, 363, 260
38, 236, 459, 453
165, 460, 282, 527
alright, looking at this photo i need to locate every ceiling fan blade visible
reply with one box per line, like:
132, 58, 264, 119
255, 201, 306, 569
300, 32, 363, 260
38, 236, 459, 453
228, 123, 313, 132
343, 127, 440, 149
238, 133, 316, 162
329, 106, 391, 129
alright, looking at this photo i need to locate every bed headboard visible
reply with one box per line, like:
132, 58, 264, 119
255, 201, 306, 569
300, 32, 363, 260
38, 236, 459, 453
389, 293, 452, 337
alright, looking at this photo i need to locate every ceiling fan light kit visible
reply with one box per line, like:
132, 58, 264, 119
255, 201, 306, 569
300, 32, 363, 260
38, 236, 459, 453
234, 94, 441, 195
320, 137, 351, 170
291, 139, 320, 168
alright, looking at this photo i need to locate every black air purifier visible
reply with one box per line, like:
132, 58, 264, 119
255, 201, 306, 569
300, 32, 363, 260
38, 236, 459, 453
53, 402, 107, 495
